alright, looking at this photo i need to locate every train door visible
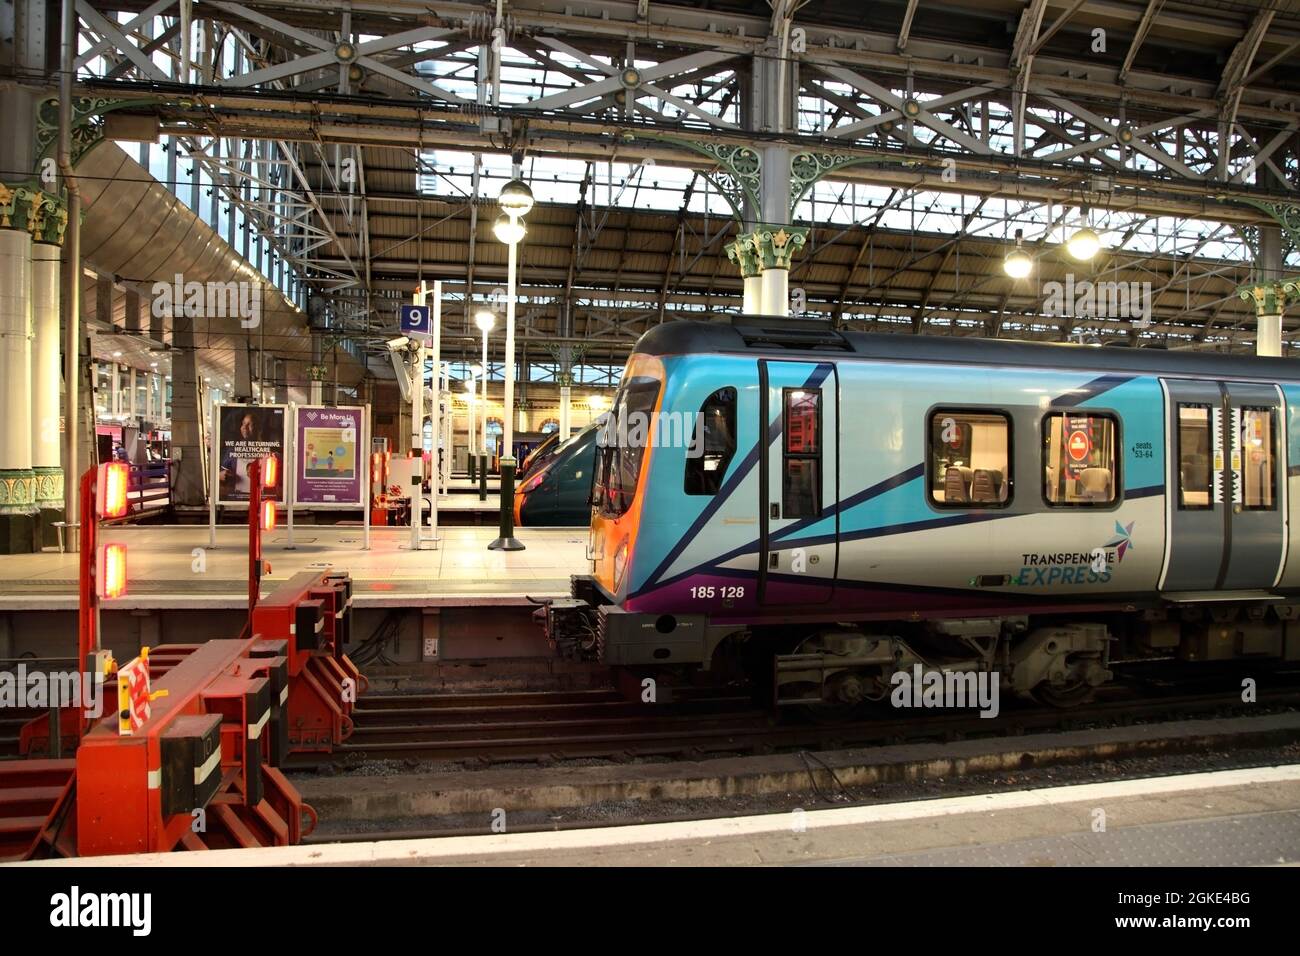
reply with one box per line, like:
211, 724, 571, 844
1160, 379, 1286, 592
758, 359, 838, 605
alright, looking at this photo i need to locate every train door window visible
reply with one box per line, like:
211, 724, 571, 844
782, 388, 821, 518
1043, 412, 1119, 506
684, 387, 737, 496
928, 410, 1011, 508
1177, 404, 1212, 510
1240, 407, 1276, 510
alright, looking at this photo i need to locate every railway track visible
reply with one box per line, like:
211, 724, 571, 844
291, 670, 1300, 769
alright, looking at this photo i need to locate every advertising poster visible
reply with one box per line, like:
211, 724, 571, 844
295, 405, 364, 506
217, 404, 287, 503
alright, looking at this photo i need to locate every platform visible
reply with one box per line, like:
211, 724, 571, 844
446, 477, 502, 494
19, 765, 1300, 867
435, 494, 507, 513
0, 525, 588, 610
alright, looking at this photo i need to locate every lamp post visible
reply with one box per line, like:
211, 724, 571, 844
489, 178, 532, 551
465, 374, 477, 481
475, 309, 496, 499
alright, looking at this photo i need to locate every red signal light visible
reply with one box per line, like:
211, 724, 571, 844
96, 462, 130, 519
97, 543, 127, 599
262, 454, 279, 488
261, 499, 277, 531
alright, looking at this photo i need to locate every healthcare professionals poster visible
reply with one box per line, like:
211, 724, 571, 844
217, 404, 287, 503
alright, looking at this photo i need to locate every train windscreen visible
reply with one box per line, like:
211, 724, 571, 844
592, 376, 661, 517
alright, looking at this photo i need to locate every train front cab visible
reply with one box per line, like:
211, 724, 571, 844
574, 345, 847, 670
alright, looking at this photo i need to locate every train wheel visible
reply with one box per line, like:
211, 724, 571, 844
1033, 680, 1094, 708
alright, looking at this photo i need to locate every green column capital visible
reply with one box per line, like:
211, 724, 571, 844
30, 192, 68, 246
1238, 279, 1300, 316
0, 182, 46, 234
745, 225, 808, 270
725, 237, 761, 278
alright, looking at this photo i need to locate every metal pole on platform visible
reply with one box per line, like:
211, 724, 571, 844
60, 0, 83, 550
409, 282, 426, 551
285, 408, 295, 550
475, 309, 495, 502
362, 404, 371, 550
428, 281, 442, 545
466, 374, 476, 482
209, 399, 219, 549
489, 177, 530, 552
440, 365, 451, 497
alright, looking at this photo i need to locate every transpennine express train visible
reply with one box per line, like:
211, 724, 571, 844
541, 316, 1300, 710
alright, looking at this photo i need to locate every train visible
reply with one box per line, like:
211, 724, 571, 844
518, 430, 562, 479
514, 422, 601, 526
541, 315, 1300, 711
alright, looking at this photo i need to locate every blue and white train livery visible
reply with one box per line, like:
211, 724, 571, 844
544, 316, 1300, 708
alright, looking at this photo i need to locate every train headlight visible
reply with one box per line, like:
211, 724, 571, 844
518, 470, 547, 496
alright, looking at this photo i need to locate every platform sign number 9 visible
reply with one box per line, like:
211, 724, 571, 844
941, 417, 959, 446
790, 287, 806, 316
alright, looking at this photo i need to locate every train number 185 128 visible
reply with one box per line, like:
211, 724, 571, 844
689, 585, 745, 599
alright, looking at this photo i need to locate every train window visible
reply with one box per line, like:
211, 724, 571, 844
684, 387, 737, 496
783, 389, 821, 518
1043, 413, 1119, 506
928, 410, 1011, 508
1177, 404, 1213, 510
1240, 407, 1276, 510
592, 376, 662, 517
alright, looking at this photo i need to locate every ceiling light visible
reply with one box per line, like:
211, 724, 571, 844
1004, 228, 1032, 279
1067, 225, 1101, 261
493, 213, 526, 245
475, 309, 497, 333
499, 179, 535, 218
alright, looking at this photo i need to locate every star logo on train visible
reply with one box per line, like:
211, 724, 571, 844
1104, 521, 1134, 562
